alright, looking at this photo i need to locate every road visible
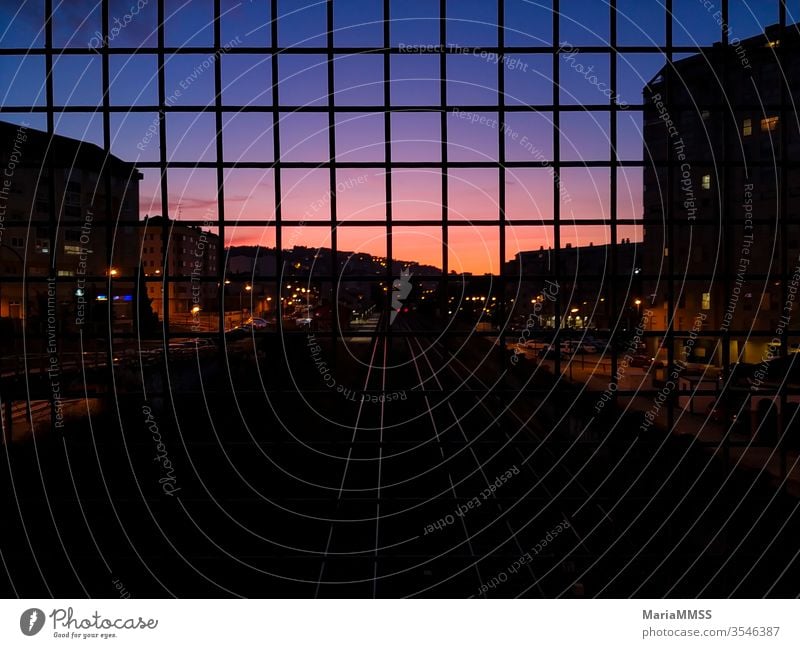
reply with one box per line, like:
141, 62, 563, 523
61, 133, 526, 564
3, 313, 800, 597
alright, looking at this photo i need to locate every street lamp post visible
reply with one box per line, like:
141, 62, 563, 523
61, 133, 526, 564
240, 284, 252, 325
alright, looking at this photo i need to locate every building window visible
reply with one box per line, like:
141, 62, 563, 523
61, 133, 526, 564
761, 116, 779, 131
702, 292, 711, 310
701, 174, 711, 190
63, 244, 82, 255
65, 181, 81, 208
11, 237, 23, 248
743, 118, 752, 136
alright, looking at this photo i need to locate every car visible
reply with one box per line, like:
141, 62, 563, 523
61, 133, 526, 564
628, 354, 654, 367
296, 317, 313, 327
612, 336, 646, 352
717, 358, 800, 390
225, 326, 247, 339
167, 342, 192, 356
561, 340, 597, 354
189, 338, 216, 351
243, 317, 269, 330
522, 339, 544, 350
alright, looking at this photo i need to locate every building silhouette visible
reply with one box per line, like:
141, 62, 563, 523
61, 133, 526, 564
642, 24, 798, 365
506, 239, 641, 331
139, 215, 220, 323
0, 120, 140, 330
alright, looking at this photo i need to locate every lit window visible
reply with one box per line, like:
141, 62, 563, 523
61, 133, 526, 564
761, 116, 779, 131
701, 174, 711, 190
743, 118, 752, 136
702, 292, 711, 310
701, 109, 710, 120
64, 244, 82, 255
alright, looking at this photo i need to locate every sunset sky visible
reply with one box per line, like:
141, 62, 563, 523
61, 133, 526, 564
0, 0, 786, 273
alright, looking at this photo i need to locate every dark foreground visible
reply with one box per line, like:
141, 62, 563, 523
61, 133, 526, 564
1, 320, 799, 598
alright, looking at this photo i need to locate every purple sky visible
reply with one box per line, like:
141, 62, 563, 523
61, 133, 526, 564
0, 0, 788, 272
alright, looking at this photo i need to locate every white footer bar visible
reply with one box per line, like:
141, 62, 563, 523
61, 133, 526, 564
1, 600, 797, 647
